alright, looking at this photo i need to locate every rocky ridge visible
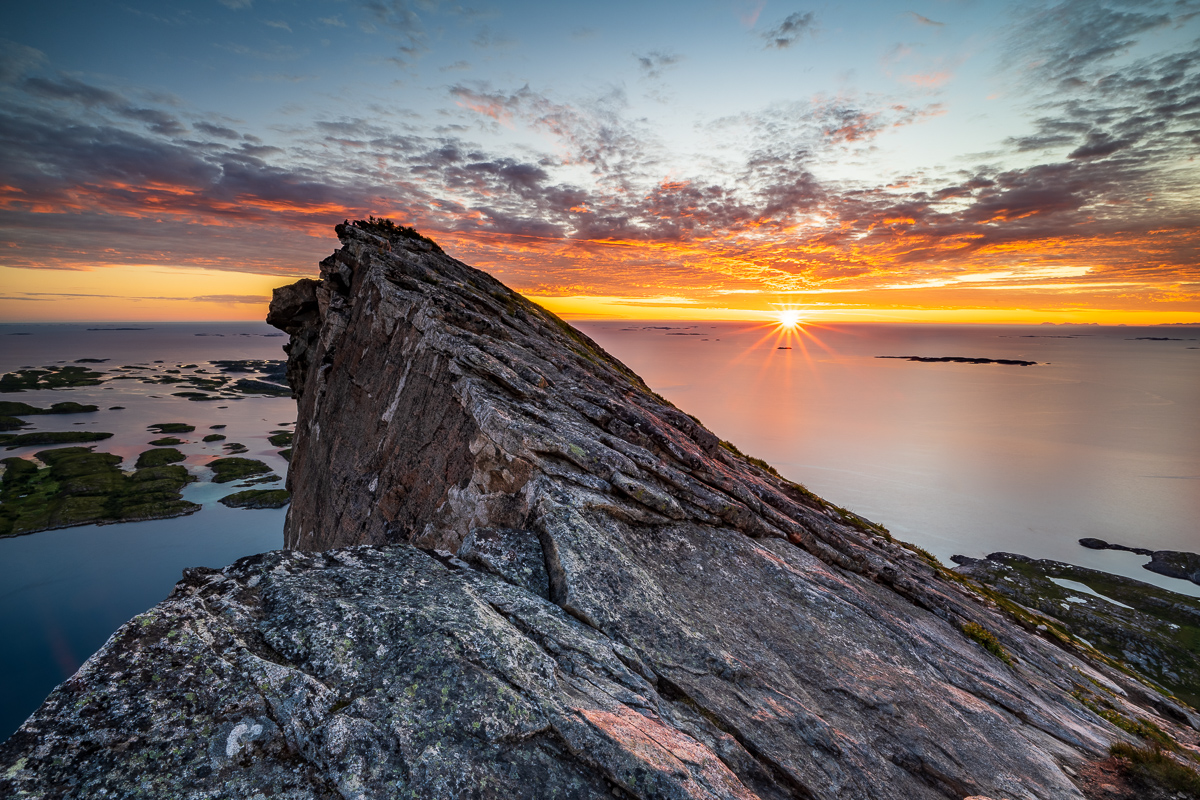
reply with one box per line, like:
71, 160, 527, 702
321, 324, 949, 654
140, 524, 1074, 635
1, 222, 1197, 799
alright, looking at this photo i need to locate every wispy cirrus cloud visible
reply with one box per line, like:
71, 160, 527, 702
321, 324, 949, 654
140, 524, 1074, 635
909, 13, 944, 27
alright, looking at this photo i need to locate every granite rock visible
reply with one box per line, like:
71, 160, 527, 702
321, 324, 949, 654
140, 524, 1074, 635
3, 223, 1197, 799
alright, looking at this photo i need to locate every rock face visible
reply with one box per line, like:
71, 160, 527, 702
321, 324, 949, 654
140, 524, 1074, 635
3, 222, 1198, 799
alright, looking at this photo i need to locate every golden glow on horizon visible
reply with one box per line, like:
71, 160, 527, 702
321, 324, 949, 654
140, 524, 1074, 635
0, 265, 293, 322
2, 263, 1197, 324
776, 309, 804, 329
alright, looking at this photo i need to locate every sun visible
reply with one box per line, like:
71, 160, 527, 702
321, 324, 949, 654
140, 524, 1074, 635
777, 309, 804, 329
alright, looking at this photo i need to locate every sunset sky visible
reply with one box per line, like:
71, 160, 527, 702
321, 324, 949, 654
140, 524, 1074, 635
1, 0, 1198, 323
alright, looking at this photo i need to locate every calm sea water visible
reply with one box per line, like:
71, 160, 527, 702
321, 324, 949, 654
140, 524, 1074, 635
1, 320, 1197, 740
577, 322, 1200, 597
0, 322, 293, 740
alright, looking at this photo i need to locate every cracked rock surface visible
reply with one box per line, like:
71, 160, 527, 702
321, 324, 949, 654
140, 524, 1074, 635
2, 223, 1197, 799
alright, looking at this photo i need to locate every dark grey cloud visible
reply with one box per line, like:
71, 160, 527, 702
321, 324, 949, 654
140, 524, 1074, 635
635, 51, 682, 79
760, 11, 817, 49
24, 76, 123, 106
1009, 0, 1183, 87
22, 76, 188, 135
195, 122, 243, 139
1067, 131, 1137, 159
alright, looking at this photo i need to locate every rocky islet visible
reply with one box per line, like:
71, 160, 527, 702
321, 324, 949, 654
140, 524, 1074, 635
1081, 538, 1200, 588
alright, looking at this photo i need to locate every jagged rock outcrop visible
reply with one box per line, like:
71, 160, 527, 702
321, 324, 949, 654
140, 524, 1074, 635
1080, 538, 1200, 587
3, 223, 1198, 799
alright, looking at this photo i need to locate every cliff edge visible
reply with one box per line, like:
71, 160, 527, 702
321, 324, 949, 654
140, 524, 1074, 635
2, 222, 1196, 799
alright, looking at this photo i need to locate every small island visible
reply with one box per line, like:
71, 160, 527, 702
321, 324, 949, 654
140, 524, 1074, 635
1081, 538, 1200, 586
877, 355, 1038, 366
218, 488, 290, 509
0, 447, 199, 537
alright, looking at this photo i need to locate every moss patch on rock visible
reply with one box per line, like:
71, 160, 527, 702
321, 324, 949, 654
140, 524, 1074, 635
0, 447, 198, 536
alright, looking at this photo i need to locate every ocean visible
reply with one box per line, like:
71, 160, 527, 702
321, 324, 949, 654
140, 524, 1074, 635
577, 321, 1200, 596
1, 319, 1197, 740
0, 322, 293, 739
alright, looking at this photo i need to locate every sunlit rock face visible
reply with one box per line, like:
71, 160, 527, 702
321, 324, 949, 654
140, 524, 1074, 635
2, 223, 1197, 799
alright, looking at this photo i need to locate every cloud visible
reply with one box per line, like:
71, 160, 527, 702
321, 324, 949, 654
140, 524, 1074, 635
217, 0, 253, 9
216, 42, 306, 61
735, 0, 767, 28
909, 13, 944, 27
317, 15, 346, 27
1067, 132, 1136, 160
264, 20, 292, 33
635, 51, 683, 79
1008, 0, 1175, 86
24, 76, 122, 106
357, 0, 437, 66
22, 76, 187, 135
472, 27, 517, 50
195, 122, 242, 139
760, 11, 817, 49
1, 37, 1197, 303
900, 70, 952, 88
190, 294, 270, 303
0, 40, 45, 84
